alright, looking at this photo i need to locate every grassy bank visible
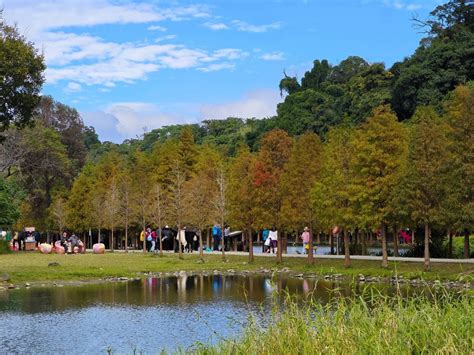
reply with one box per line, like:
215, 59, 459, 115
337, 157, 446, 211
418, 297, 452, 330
190, 293, 474, 354
0, 252, 473, 284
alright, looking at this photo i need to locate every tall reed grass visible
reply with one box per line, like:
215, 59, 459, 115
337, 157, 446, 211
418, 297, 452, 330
190, 288, 474, 354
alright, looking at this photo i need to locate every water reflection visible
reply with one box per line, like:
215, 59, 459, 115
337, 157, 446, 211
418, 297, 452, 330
0, 274, 422, 315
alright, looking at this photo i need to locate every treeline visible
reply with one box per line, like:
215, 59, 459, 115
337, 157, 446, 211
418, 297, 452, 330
58, 83, 472, 269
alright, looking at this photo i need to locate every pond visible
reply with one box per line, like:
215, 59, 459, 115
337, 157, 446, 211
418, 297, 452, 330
0, 274, 435, 354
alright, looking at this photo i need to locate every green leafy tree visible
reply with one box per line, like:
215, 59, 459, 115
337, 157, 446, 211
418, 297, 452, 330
17, 124, 71, 229
37, 96, 87, 175
391, 0, 474, 119
0, 177, 20, 226
276, 89, 339, 136
0, 17, 45, 132
345, 64, 393, 125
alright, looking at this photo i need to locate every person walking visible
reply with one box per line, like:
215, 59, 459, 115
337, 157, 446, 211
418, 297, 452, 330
212, 224, 221, 251
177, 227, 187, 253
224, 225, 230, 251
262, 229, 269, 253
150, 229, 157, 252
301, 227, 310, 254
162, 226, 172, 250
269, 227, 278, 254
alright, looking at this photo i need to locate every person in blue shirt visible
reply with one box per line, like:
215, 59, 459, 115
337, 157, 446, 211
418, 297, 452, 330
212, 224, 222, 251
262, 229, 269, 253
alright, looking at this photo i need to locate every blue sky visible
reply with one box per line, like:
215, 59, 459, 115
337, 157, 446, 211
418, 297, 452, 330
2, 0, 440, 142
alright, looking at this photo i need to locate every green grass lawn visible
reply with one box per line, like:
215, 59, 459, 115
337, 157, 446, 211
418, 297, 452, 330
1, 252, 473, 284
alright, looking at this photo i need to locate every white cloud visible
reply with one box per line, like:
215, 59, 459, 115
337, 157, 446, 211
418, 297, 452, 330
231, 20, 282, 33
1, 0, 247, 88
260, 52, 285, 61
39, 32, 121, 66
368, 0, 424, 11
2, 0, 210, 36
45, 44, 248, 85
155, 35, 177, 43
406, 3, 423, 10
198, 63, 236, 72
147, 25, 167, 32
203, 19, 283, 33
81, 110, 124, 142
65, 82, 82, 92
204, 22, 230, 30
82, 102, 199, 142
212, 48, 249, 60
200, 89, 281, 119
81, 89, 282, 142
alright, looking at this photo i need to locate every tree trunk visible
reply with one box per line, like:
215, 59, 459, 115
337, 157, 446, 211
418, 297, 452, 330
125, 221, 129, 253
361, 230, 367, 256
316, 230, 320, 244
424, 223, 430, 271
343, 229, 351, 268
221, 220, 226, 262
393, 225, 399, 257
353, 228, 358, 252
207, 228, 210, 250
381, 223, 388, 268
111, 228, 114, 252
448, 229, 453, 258
98, 227, 101, 245
276, 231, 283, 264
159, 227, 163, 257
463, 229, 470, 259
248, 229, 254, 263
199, 230, 204, 261
307, 228, 314, 265
178, 224, 183, 260
142, 221, 146, 253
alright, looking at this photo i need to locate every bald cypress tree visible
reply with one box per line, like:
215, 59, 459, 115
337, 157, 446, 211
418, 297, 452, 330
404, 106, 451, 271
313, 126, 356, 268
281, 133, 322, 264
352, 106, 408, 268
444, 85, 474, 259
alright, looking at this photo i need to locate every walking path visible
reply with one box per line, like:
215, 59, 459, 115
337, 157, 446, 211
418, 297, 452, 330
222, 251, 474, 264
